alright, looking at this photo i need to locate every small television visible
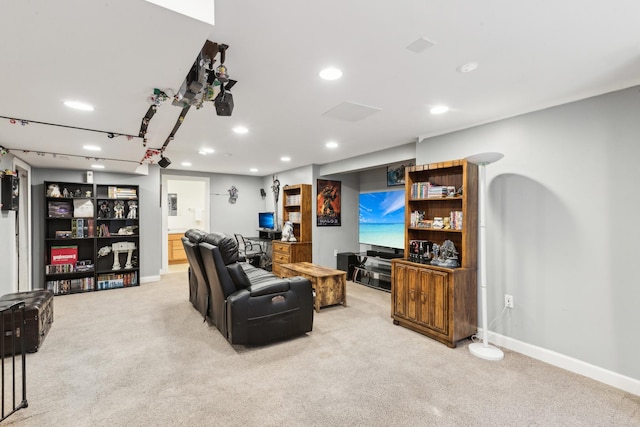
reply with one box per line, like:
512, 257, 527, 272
359, 190, 405, 250
258, 212, 275, 230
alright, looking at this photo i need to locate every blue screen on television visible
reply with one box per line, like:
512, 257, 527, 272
259, 212, 275, 229
358, 190, 405, 249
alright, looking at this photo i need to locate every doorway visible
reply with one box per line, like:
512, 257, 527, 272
13, 158, 31, 292
161, 174, 210, 273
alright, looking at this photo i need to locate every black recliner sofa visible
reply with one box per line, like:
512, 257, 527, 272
182, 229, 210, 319
183, 229, 314, 345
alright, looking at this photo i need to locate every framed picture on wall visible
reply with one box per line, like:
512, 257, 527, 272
168, 193, 178, 216
317, 179, 341, 226
387, 161, 413, 187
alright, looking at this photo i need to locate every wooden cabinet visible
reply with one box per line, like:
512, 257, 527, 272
272, 183, 313, 275
44, 181, 140, 295
282, 184, 312, 242
392, 260, 477, 347
168, 233, 187, 264
391, 159, 478, 347
272, 241, 312, 276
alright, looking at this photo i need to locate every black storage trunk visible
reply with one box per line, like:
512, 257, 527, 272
0, 290, 54, 355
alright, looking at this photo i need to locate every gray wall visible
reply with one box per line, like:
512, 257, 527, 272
415, 86, 640, 381
314, 168, 360, 269
32, 167, 162, 286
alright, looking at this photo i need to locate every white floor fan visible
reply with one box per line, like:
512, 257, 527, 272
466, 152, 504, 361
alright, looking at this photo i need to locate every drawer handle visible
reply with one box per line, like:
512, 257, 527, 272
420, 292, 426, 303
410, 290, 415, 301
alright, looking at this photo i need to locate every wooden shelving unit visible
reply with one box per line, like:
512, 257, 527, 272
272, 184, 312, 276
44, 181, 140, 295
391, 159, 479, 347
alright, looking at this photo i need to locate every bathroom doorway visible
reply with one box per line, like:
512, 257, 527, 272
161, 174, 210, 273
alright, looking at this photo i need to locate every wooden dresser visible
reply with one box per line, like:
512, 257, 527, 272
272, 241, 312, 276
168, 233, 187, 264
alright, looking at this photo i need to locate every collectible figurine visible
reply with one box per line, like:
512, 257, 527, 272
47, 184, 61, 197
113, 200, 125, 219
98, 201, 110, 219
62, 188, 70, 198
127, 200, 137, 219
280, 221, 297, 242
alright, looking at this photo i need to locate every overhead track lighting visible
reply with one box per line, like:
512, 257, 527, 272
158, 156, 171, 169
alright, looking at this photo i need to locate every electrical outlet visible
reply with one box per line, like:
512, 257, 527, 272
504, 294, 514, 308
333, 249, 338, 256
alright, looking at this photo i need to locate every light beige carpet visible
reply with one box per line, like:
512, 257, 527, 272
4, 273, 639, 426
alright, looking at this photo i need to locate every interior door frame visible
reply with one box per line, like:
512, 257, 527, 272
160, 174, 210, 273
13, 158, 31, 291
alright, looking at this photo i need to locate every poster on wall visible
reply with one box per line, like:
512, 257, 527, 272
387, 161, 413, 187
317, 179, 341, 226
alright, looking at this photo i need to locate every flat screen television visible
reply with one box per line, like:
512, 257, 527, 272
258, 212, 275, 230
359, 190, 405, 250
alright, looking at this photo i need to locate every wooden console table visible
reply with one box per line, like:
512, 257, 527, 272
279, 262, 346, 312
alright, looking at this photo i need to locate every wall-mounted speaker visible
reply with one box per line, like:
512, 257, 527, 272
260, 188, 266, 198
85, 171, 93, 183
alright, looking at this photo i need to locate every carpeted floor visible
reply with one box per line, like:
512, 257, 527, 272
4, 272, 639, 426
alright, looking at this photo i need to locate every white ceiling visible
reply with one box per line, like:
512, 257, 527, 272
2, 0, 640, 176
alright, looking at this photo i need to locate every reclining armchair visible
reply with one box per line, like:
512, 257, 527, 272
198, 232, 314, 345
182, 229, 210, 319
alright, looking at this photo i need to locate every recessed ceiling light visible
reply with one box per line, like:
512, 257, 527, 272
83, 145, 101, 151
430, 105, 449, 115
325, 141, 338, 149
250, 168, 258, 173
181, 162, 192, 167
233, 126, 248, 134
199, 147, 215, 155
64, 100, 95, 111
456, 62, 479, 73
319, 67, 342, 81
280, 156, 291, 162
91, 164, 105, 169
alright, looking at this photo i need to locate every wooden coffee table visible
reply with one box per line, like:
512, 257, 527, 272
279, 262, 346, 312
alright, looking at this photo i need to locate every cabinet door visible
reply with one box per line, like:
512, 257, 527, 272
417, 269, 448, 334
393, 263, 407, 317
393, 263, 420, 320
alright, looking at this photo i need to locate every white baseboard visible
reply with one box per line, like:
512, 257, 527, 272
486, 330, 640, 396
140, 275, 161, 284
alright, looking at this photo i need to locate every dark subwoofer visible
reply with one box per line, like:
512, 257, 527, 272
337, 252, 358, 279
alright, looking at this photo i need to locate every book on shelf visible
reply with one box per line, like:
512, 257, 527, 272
288, 212, 301, 222
46, 276, 94, 294
48, 201, 72, 218
115, 187, 137, 199
51, 245, 78, 265
450, 211, 463, 230
73, 198, 94, 217
45, 263, 74, 274
98, 223, 111, 237
55, 230, 73, 239
97, 271, 138, 289
427, 186, 448, 198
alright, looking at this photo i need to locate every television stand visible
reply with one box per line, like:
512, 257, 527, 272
257, 229, 282, 240
352, 253, 393, 292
